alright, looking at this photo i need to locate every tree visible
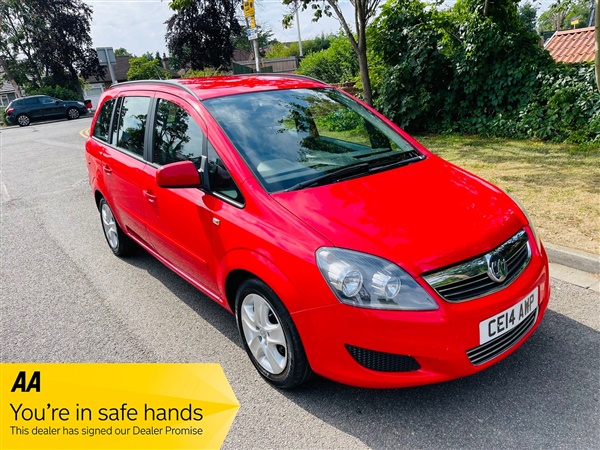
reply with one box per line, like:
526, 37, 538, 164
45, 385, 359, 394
166, 0, 242, 70
518, 1, 538, 33
538, 0, 593, 31
0, 0, 101, 98
127, 57, 168, 81
282, 0, 382, 106
114, 48, 132, 57
234, 25, 276, 54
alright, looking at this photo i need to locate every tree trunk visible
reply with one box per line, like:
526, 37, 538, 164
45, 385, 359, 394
0, 56, 23, 98
357, 43, 373, 106
595, 3, 600, 92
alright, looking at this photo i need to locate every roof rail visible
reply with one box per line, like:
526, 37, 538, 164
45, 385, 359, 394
104, 79, 202, 102
232, 72, 327, 84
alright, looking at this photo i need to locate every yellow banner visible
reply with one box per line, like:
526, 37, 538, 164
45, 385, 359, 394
1, 364, 239, 449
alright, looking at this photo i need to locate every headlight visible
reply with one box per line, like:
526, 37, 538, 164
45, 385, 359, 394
508, 194, 542, 251
316, 248, 438, 310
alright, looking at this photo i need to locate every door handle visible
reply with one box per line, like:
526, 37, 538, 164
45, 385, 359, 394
103, 164, 112, 174
143, 190, 157, 202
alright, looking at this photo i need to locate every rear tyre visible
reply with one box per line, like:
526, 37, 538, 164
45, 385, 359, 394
16, 114, 30, 127
67, 107, 80, 120
98, 198, 133, 256
236, 278, 313, 389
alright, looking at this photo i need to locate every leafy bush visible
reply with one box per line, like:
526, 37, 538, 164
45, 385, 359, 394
127, 57, 168, 81
0, 106, 6, 126
321, 108, 362, 131
297, 34, 359, 84
183, 67, 228, 78
26, 85, 80, 101
370, 0, 598, 144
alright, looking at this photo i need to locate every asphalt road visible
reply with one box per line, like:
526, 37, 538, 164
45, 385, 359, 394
1, 119, 598, 449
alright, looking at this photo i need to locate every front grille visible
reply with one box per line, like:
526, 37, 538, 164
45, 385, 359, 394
423, 230, 531, 302
466, 309, 538, 365
346, 345, 420, 372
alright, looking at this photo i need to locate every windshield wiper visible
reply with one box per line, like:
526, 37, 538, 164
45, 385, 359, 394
365, 153, 424, 172
284, 162, 369, 192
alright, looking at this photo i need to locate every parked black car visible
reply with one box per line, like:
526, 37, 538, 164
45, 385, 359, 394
4, 95, 88, 127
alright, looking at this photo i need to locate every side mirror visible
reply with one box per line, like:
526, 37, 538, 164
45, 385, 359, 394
55, 100, 60, 104
156, 161, 202, 188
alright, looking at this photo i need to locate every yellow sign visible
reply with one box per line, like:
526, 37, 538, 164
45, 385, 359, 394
250, 16, 256, 28
1, 363, 239, 449
570, 19, 579, 25
243, 1, 255, 18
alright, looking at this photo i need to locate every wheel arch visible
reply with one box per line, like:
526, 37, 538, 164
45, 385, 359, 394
221, 249, 303, 315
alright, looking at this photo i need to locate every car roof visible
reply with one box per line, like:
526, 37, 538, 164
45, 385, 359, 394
110, 74, 330, 100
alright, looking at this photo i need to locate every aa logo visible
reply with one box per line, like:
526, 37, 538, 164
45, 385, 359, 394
11, 371, 41, 392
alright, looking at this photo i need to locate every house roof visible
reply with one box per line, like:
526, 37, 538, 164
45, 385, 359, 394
87, 56, 132, 83
1, 81, 15, 95
544, 26, 596, 63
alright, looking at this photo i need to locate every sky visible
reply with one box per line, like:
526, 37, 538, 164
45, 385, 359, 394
81, 0, 559, 58
81, 0, 356, 57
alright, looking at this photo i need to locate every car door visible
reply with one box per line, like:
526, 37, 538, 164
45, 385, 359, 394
38, 96, 63, 118
101, 93, 154, 246
23, 97, 43, 118
140, 95, 218, 293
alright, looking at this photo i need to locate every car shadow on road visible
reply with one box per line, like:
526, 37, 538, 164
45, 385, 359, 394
120, 250, 598, 448
280, 311, 599, 449
123, 247, 241, 344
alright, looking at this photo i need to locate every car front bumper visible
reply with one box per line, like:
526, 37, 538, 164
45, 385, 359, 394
292, 244, 550, 388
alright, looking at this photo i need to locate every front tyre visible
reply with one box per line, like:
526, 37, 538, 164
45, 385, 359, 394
236, 278, 313, 389
98, 198, 133, 256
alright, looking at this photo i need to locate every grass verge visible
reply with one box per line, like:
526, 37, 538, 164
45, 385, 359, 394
416, 135, 599, 255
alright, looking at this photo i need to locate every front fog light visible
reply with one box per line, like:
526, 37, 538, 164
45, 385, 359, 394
328, 262, 363, 297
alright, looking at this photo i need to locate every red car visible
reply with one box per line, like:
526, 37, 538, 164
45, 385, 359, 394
85, 75, 550, 389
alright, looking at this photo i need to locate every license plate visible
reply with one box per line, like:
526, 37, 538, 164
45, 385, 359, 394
479, 287, 538, 345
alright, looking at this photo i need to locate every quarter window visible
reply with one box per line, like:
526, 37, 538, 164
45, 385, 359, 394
93, 99, 115, 143
153, 99, 204, 167
113, 96, 151, 156
207, 142, 243, 203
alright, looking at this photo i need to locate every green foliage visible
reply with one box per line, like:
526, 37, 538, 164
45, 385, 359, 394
0, 107, 6, 126
165, 0, 242, 70
538, 0, 592, 31
126, 57, 168, 81
371, 0, 454, 130
370, 0, 598, 144
27, 85, 80, 101
297, 35, 359, 84
265, 35, 332, 59
234, 26, 276, 54
0, 0, 102, 96
265, 42, 299, 59
518, 1, 538, 33
321, 108, 362, 132
114, 48, 132, 57
183, 67, 228, 78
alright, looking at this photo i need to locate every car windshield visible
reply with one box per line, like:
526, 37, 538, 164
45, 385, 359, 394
203, 88, 422, 193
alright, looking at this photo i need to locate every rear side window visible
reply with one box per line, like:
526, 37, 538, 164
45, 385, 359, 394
112, 96, 151, 156
93, 99, 115, 143
23, 97, 40, 106
153, 99, 204, 168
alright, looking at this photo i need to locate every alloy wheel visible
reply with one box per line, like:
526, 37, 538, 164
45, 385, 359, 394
101, 202, 119, 250
240, 293, 288, 375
